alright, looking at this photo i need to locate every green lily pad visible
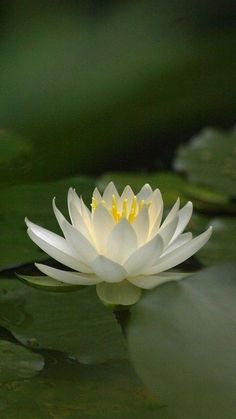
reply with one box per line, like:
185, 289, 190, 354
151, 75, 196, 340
197, 217, 236, 265
174, 128, 236, 197
17, 275, 83, 292
0, 340, 44, 383
0, 356, 160, 419
0, 278, 126, 364
128, 263, 236, 419
0, 176, 95, 271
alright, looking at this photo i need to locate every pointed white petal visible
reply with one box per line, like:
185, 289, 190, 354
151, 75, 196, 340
91, 255, 127, 283
67, 188, 81, 218
52, 198, 68, 232
107, 219, 137, 263
132, 206, 150, 245
128, 272, 191, 289
62, 220, 98, 265
148, 188, 163, 227
170, 201, 193, 244
103, 182, 119, 203
25, 221, 91, 273
148, 205, 163, 239
136, 183, 153, 201
158, 215, 179, 248
92, 187, 102, 202
119, 185, 135, 211
69, 204, 92, 241
124, 234, 164, 276
92, 204, 115, 253
162, 232, 192, 256
68, 189, 86, 229
160, 198, 180, 230
80, 198, 92, 232
144, 226, 213, 275
35, 263, 101, 285
96, 280, 141, 306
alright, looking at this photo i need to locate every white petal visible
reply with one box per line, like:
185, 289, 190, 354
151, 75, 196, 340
119, 185, 135, 212
144, 226, 213, 275
52, 198, 68, 232
92, 204, 115, 253
160, 197, 180, 230
106, 219, 137, 263
91, 255, 127, 283
124, 234, 164, 276
69, 204, 92, 241
25, 220, 91, 273
35, 263, 101, 285
62, 220, 98, 265
53, 198, 93, 245
169, 201, 193, 243
103, 182, 119, 203
67, 189, 92, 240
67, 188, 82, 221
128, 272, 191, 289
148, 206, 163, 239
96, 280, 141, 306
80, 198, 92, 233
158, 215, 179, 248
148, 188, 163, 227
162, 232, 192, 256
132, 206, 150, 245
136, 183, 153, 201
92, 187, 103, 202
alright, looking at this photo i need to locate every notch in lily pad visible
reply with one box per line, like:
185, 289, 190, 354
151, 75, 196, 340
17, 274, 83, 292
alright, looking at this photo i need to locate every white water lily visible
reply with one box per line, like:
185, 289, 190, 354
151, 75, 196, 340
25, 182, 212, 306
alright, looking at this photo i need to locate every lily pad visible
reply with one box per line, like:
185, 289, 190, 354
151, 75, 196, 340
197, 217, 236, 265
0, 356, 160, 419
0, 176, 95, 271
174, 128, 236, 197
0, 340, 44, 383
128, 263, 236, 419
0, 278, 126, 364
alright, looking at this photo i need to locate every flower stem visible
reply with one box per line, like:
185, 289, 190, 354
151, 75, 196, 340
113, 307, 131, 338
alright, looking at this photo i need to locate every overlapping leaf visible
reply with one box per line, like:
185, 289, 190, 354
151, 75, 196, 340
128, 263, 236, 419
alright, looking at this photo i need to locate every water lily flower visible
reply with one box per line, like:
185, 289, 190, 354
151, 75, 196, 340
25, 182, 212, 306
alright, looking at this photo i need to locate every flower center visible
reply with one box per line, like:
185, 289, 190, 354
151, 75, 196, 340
91, 194, 149, 223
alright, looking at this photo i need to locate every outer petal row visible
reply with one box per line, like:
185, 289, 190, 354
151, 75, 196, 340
144, 226, 212, 275
35, 263, 101, 285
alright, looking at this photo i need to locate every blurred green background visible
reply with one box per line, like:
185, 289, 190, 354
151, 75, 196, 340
0, 0, 235, 184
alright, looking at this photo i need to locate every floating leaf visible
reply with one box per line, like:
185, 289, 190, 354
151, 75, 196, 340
174, 128, 236, 197
0, 176, 95, 270
0, 340, 44, 383
0, 278, 126, 364
128, 263, 236, 419
0, 356, 160, 419
197, 217, 236, 265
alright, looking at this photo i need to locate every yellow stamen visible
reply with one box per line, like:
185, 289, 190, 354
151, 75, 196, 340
129, 196, 137, 223
122, 199, 128, 218
91, 197, 98, 210
139, 199, 145, 211
112, 194, 120, 222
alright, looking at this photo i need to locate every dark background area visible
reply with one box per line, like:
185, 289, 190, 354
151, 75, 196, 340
0, 0, 235, 183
